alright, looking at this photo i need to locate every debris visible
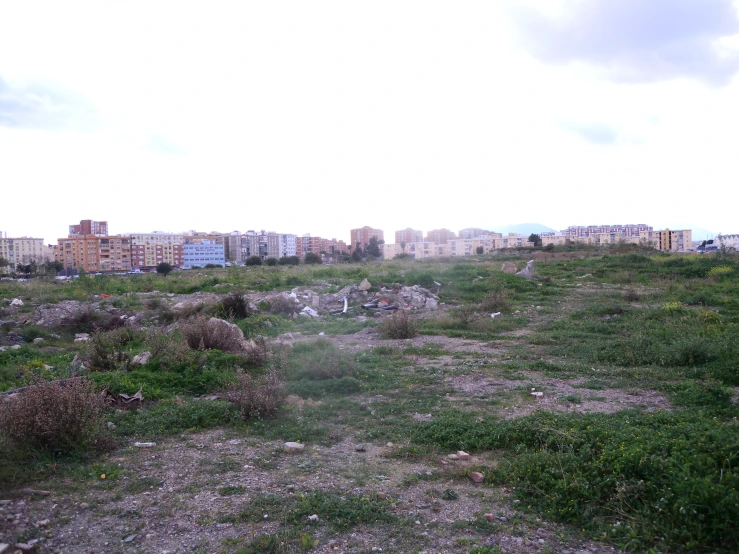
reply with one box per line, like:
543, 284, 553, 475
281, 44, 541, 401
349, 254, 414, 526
74, 333, 90, 342
577, 273, 593, 279
308, 514, 319, 521
358, 278, 372, 291
10, 298, 23, 306
515, 260, 536, 280
107, 422, 117, 430
531, 391, 544, 398
100, 294, 112, 299
425, 298, 439, 310
300, 306, 319, 318
104, 389, 143, 410
433, 281, 441, 287
284, 441, 305, 453
501, 262, 518, 274
134, 442, 157, 448
131, 351, 152, 365
469, 472, 484, 483
490, 312, 502, 318
123, 534, 137, 543
10, 345, 21, 350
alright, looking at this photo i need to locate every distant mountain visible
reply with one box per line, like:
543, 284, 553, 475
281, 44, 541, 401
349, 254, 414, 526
494, 223, 556, 236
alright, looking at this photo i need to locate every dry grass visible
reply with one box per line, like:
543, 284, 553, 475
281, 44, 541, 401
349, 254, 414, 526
0, 377, 105, 452
480, 289, 511, 313
229, 349, 287, 419
180, 316, 268, 364
267, 294, 296, 315
145, 328, 193, 368
79, 328, 139, 372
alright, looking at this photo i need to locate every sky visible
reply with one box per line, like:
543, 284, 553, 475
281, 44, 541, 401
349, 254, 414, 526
2, 0, 738, 244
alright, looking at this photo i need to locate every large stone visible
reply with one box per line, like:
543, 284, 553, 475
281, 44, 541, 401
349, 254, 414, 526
469, 471, 484, 483
32, 337, 44, 343
132, 351, 152, 365
425, 297, 438, 310
501, 262, 518, 274
74, 333, 90, 342
358, 278, 372, 292
284, 441, 305, 453
515, 260, 536, 280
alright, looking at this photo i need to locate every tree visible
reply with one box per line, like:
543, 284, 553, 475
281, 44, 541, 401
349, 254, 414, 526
278, 255, 299, 266
156, 262, 173, 276
400, 241, 406, 254
476, 246, 484, 255
43, 260, 64, 275
265, 257, 278, 266
245, 256, 262, 266
366, 237, 381, 258
0, 257, 9, 272
304, 252, 322, 264
528, 233, 542, 248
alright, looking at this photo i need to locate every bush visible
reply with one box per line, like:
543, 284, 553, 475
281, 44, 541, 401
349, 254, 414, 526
0, 377, 105, 453
304, 252, 322, 264
216, 293, 252, 319
229, 367, 285, 419
144, 328, 193, 369
245, 256, 262, 266
265, 258, 278, 266
623, 288, 640, 302
380, 310, 418, 339
480, 288, 510, 313
180, 317, 268, 364
79, 328, 140, 372
267, 294, 297, 315
66, 308, 127, 334
278, 256, 300, 266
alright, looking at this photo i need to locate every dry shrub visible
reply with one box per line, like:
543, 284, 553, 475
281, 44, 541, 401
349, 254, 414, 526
480, 289, 511, 313
229, 349, 287, 419
79, 328, 140, 372
216, 293, 252, 319
67, 308, 127, 334
180, 316, 268, 364
0, 378, 105, 452
145, 328, 193, 368
380, 310, 418, 339
267, 294, 296, 315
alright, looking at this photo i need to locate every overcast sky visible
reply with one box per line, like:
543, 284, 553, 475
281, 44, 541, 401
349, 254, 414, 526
2, 0, 738, 244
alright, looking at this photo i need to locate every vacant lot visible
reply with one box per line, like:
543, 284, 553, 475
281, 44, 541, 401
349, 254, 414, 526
1, 251, 738, 553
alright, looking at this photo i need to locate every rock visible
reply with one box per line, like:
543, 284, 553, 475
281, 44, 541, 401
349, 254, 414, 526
0, 346, 6, 352
10, 298, 23, 307
377, 492, 386, 500
10, 345, 20, 350
107, 422, 117, 430
32, 337, 44, 343
70, 354, 85, 368
469, 472, 484, 483
0, 500, 10, 506
355, 444, 367, 452
447, 454, 459, 460
358, 278, 372, 291
284, 442, 305, 453
456, 450, 470, 461
131, 351, 152, 365
501, 262, 518, 274
74, 333, 90, 342
484, 513, 494, 522
425, 297, 438, 310
13, 544, 32, 552
0, 544, 7, 554
308, 514, 319, 521
123, 534, 137, 543
134, 442, 157, 448
35, 519, 50, 527
515, 260, 536, 280
300, 307, 319, 318
79, 502, 89, 509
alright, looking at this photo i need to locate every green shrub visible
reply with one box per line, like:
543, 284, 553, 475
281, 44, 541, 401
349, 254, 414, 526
216, 293, 252, 319
289, 339, 356, 380
79, 328, 141, 372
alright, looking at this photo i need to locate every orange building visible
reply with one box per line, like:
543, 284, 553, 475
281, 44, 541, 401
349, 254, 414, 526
56, 235, 131, 273
350, 226, 384, 250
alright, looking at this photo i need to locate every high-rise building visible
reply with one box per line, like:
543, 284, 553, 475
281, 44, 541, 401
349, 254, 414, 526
394, 228, 423, 244
0, 236, 54, 271
182, 241, 226, 269
350, 226, 384, 250
69, 220, 108, 237
129, 232, 184, 269
458, 228, 489, 240
55, 235, 131, 272
425, 228, 456, 244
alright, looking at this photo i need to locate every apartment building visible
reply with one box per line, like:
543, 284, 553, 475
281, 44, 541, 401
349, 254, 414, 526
350, 226, 384, 249
321, 238, 348, 256
129, 232, 184, 270
69, 219, 108, 237
182, 241, 226, 269
394, 228, 423, 244
241, 231, 297, 260
0, 235, 53, 271
540, 228, 691, 251
55, 236, 132, 272
425, 228, 456, 244
562, 224, 652, 238
644, 229, 692, 252
296, 235, 322, 259
458, 228, 490, 240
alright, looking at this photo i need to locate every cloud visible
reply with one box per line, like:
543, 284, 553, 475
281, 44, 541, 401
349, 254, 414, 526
145, 134, 188, 157
0, 75, 95, 130
562, 121, 619, 144
509, 0, 739, 85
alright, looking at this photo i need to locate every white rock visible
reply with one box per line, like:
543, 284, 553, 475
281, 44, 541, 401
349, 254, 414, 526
134, 442, 157, 448
74, 333, 90, 342
132, 351, 152, 365
10, 345, 21, 350
308, 514, 319, 521
284, 442, 305, 453
10, 298, 23, 306
32, 337, 44, 343
300, 307, 319, 318
425, 298, 438, 311
531, 391, 544, 398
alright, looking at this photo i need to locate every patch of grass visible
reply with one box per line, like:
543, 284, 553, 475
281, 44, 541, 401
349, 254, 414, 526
288, 339, 356, 381
109, 398, 238, 437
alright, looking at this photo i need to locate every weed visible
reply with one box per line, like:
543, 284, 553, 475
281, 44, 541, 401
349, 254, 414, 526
216, 293, 252, 320
229, 368, 285, 420
379, 310, 418, 339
